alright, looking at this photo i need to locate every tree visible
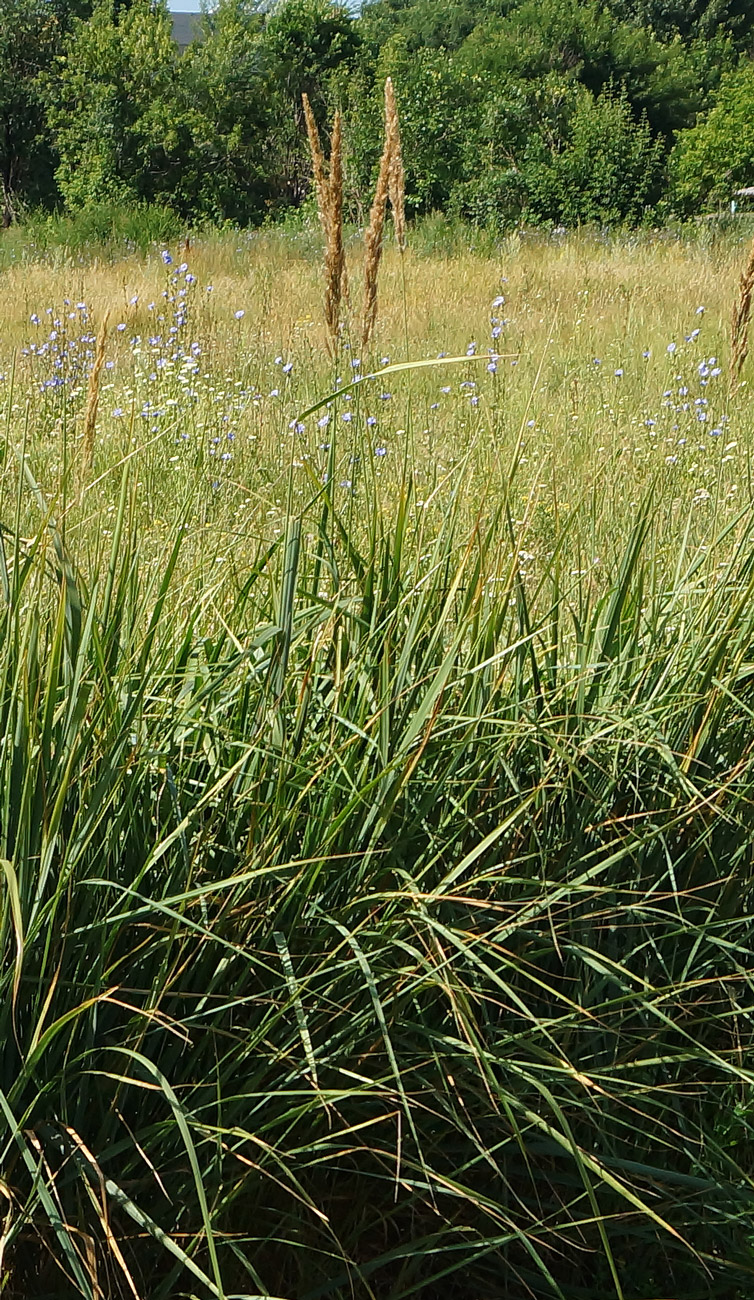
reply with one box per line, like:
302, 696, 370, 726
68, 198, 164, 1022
343, 34, 484, 215
358, 0, 487, 55
669, 62, 754, 212
260, 0, 361, 204
0, 0, 60, 222
457, 0, 708, 136
525, 85, 664, 225
605, 0, 754, 44
45, 0, 182, 210
176, 0, 277, 221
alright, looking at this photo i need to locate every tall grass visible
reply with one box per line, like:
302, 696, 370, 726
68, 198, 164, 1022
0, 229, 754, 1298
2, 446, 754, 1298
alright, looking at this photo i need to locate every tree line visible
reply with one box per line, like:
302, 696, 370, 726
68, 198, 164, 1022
4, 0, 754, 231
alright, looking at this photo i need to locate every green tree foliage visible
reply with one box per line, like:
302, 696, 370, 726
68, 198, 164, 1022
457, 0, 709, 135
176, 0, 277, 221
45, 0, 181, 209
4, 0, 750, 228
358, 0, 488, 55
606, 0, 754, 43
526, 86, 664, 224
669, 62, 754, 211
0, 0, 60, 223
261, 0, 361, 203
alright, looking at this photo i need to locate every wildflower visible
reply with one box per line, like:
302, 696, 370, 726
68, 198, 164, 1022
178, 262, 188, 273
282, 362, 293, 374
643, 349, 651, 359
366, 415, 377, 427
30, 313, 39, 325
130, 295, 138, 306
492, 295, 505, 307
318, 414, 330, 428
235, 310, 245, 320
491, 325, 502, 339
161, 250, 173, 265
375, 446, 387, 456
440, 386, 451, 394
667, 342, 677, 354
342, 411, 352, 422
614, 368, 623, 377
381, 356, 390, 365
380, 391, 392, 401
593, 358, 601, 366
112, 408, 124, 418
185, 274, 196, 285
696, 305, 705, 314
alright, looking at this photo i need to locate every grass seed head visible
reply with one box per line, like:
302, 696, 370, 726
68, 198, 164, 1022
302, 93, 329, 239
731, 235, 754, 385
324, 109, 345, 352
362, 87, 393, 352
385, 77, 406, 251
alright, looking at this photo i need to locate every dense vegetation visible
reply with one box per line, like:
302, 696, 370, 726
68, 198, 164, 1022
0, 224, 754, 1298
6, 0, 754, 230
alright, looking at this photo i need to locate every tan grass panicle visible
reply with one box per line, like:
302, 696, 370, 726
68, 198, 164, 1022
731, 235, 754, 385
385, 77, 406, 251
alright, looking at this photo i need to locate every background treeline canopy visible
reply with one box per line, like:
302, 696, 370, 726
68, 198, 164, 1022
7, 0, 754, 229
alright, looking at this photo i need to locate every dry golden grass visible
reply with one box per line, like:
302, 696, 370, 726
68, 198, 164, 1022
79, 308, 110, 491
0, 223, 750, 603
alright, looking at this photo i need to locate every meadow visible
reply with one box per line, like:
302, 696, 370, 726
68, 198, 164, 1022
1, 221, 754, 1300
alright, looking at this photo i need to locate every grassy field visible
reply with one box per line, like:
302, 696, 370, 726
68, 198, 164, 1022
1, 222, 754, 1300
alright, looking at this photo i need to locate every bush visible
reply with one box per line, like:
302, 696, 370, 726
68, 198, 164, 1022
669, 63, 754, 214
525, 87, 664, 226
6, 202, 183, 260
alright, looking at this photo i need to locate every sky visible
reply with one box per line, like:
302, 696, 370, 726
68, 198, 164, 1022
168, 0, 203, 10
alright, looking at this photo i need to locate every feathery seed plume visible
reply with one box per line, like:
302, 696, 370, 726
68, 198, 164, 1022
302, 94, 329, 238
385, 78, 406, 251
324, 110, 346, 352
362, 108, 392, 352
731, 235, 754, 385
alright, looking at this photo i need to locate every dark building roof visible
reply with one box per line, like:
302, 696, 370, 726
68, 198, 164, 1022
171, 12, 202, 49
